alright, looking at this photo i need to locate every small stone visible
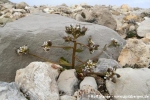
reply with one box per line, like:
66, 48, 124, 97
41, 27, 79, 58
60, 95, 76, 100
57, 69, 78, 95
15, 2, 28, 9
80, 77, 97, 89
129, 25, 136, 31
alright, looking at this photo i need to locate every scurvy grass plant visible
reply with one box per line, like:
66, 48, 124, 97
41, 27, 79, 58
16, 24, 120, 83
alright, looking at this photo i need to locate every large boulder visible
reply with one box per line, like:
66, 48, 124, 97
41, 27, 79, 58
0, 13, 125, 82
15, 2, 28, 9
15, 62, 61, 100
78, 6, 117, 30
106, 68, 150, 100
118, 38, 150, 67
0, 82, 26, 100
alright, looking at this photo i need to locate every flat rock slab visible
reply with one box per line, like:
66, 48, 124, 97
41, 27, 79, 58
0, 13, 125, 82
106, 68, 150, 100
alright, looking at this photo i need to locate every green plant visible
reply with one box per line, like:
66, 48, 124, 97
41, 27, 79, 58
17, 25, 101, 69
16, 24, 121, 100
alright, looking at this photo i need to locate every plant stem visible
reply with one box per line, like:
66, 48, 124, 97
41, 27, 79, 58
76, 42, 89, 49
72, 38, 77, 69
75, 44, 107, 67
51, 46, 73, 49
28, 52, 59, 64
74, 56, 85, 64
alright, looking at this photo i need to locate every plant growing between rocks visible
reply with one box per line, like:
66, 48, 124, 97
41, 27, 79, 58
16, 24, 120, 100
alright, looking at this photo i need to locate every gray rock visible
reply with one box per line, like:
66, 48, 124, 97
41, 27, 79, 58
92, 6, 117, 30
57, 69, 78, 95
106, 68, 150, 100
15, 2, 28, 9
75, 13, 85, 22
0, 82, 26, 100
0, 13, 125, 82
137, 18, 150, 37
15, 62, 61, 100
80, 77, 97, 89
94, 58, 121, 73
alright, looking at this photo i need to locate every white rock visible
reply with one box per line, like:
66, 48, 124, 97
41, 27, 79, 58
137, 18, 150, 37
12, 8, 26, 13
74, 85, 106, 100
145, 33, 150, 39
15, 62, 62, 100
80, 77, 97, 89
57, 69, 78, 95
106, 68, 150, 100
0, 82, 26, 100
129, 25, 136, 31
60, 95, 76, 100
118, 38, 150, 67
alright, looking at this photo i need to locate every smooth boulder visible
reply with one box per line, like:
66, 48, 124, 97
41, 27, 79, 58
0, 13, 125, 82
106, 68, 150, 100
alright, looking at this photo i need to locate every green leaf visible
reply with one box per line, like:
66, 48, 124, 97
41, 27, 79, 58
76, 49, 83, 53
63, 47, 72, 50
59, 57, 71, 66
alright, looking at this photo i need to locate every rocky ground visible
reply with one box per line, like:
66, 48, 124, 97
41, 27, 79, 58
0, 1, 150, 100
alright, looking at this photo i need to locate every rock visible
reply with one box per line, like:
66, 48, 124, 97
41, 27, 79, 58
75, 13, 85, 21
71, 5, 84, 12
92, 6, 117, 30
94, 58, 121, 73
118, 38, 150, 67
0, 82, 26, 100
12, 8, 26, 13
13, 12, 22, 20
57, 69, 78, 95
124, 14, 138, 21
122, 23, 129, 29
145, 33, 150, 39
60, 95, 76, 100
0, 17, 13, 26
120, 4, 130, 12
81, 9, 95, 22
2, 3, 14, 9
80, 77, 97, 89
106, 68, 150, 100
121, 4, 129, 10
15, 2, 28, 9
137, 18, 150, 37
0, 13, 125, 82
15, 62, 61, 100
129, 25, 136, 31
74, 85, 106, 100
